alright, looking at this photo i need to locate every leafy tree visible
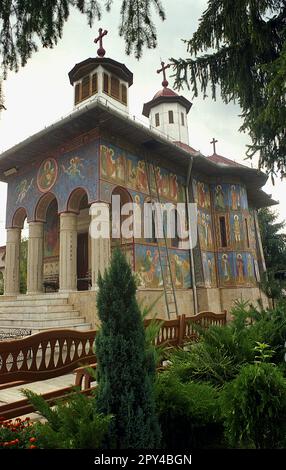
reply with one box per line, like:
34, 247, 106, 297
258, 207, 286, 272
0, 0, 165, 77
172, 1, 286, 176
95, 248, 161, 449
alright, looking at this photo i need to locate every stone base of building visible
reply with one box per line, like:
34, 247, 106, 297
0, 287, 270, 330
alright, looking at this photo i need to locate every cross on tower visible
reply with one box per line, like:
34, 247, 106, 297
94, 28, 108, 57
210, 137, 218, 154
157, 61, 171, 88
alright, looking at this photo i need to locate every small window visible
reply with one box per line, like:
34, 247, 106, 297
81, 75, 90, 100
219, 216, 227, 247
168, 110, 174, 124
103, 73, 109, 93
111, 76, 120, 99
245, 218, 250, 248
91, 73, 98, 94
121, 84, 127, 104
181, 112, 185, 126
155, 113, 160, 127
75, 83, 80, 104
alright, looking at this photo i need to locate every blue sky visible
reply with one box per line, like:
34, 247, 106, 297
0, 0, 284, 244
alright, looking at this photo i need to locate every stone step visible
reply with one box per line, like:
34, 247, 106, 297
0, 298, 70, 308
0, 316, 86, 327
31, 323, 92, 333
0, 310, 80, 320
0, 304, 75, 314
0, 293, 69, 302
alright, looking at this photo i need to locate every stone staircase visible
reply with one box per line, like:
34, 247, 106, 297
0, 293, 91, 333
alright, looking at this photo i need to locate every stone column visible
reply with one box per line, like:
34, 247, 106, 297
4, 227, 21, 296
27, 222, 44, 295
59, 212, 78, 292
89, 202, 111, 290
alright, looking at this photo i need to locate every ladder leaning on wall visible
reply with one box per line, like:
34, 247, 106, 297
144, 158, 179, 319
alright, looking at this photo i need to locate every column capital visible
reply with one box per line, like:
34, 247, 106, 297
28, 221, 44, 238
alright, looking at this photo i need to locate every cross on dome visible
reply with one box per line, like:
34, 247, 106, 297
210, 137, 218, 154
94, 28, 108, 57
157, 61, 171, 88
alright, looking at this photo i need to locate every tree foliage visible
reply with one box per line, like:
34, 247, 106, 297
0, 0, 165, 77
172, 1, 286, 176
258, 207, 286, 272
95, 248, 161, 449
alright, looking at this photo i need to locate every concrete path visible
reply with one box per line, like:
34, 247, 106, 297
0, 373, 75, 421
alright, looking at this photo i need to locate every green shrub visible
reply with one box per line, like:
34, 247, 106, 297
96, 248, 161, 449
220, 362, 286, 448
247, 301, 286, 364
23, 390, 112, 449
155, 372, 224, 449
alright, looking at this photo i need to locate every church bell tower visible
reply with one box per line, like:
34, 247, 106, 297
68, 29, 133, 115
142, 61, 192, 145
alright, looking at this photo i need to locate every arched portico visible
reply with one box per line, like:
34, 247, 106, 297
4, 207, 27, 295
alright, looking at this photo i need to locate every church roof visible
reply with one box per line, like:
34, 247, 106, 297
142, 88, 192, 117
153, 87, 178, 99
68, 57, 133, 86
0, 98, 277, 208
207, 153, 246, 168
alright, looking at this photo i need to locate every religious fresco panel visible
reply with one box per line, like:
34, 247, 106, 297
218, 251, 257, 286
100, 141, 186, 202
202, 252, 217, 287
234, 252, 256, 285
44, 199, 59, 258
212, 183, 229, 211
6, 140, 99, 226
218, 252, 235, 286
197, 209, 214, 251
192, 178, 211, 209
229, 212, 244, 249
135, 244, 191, 289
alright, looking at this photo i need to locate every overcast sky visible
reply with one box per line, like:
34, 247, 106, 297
0, 0, 284, 245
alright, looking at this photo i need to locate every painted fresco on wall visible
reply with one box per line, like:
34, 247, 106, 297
198, 209, 214, 250
100, 144, 125, 183
218, 252, 234, 285
193, 179, 211, 209
218, 251, 256, 286
135, 245, 191, 289
16, 178, 34, 204
6, 140, 99, 227
240, 186, 248, 210
100, 143, 185, 202
44, 199, 59, 258
234, 252, 256, 284
37, 158, 58, 192
213, 184, 228, 210
126, 156, 148, 192
230, 213, 244, 248
62, 157, 84, 180
202, 252, 217, 287
248, 212, 257, 249
229, 184, 241, 210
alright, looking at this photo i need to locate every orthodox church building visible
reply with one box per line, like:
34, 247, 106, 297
0, 31, 276, 329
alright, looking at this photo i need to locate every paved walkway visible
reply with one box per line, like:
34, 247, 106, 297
0, 373, 75, 420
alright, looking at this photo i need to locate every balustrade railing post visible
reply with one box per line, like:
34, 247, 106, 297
178, 314, 186, 346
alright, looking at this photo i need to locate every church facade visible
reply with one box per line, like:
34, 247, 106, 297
0, 34, 276, 326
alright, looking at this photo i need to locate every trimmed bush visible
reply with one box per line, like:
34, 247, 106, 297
96, 248, 161, 449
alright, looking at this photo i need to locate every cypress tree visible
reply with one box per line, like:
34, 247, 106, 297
95, 248, 161, 449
